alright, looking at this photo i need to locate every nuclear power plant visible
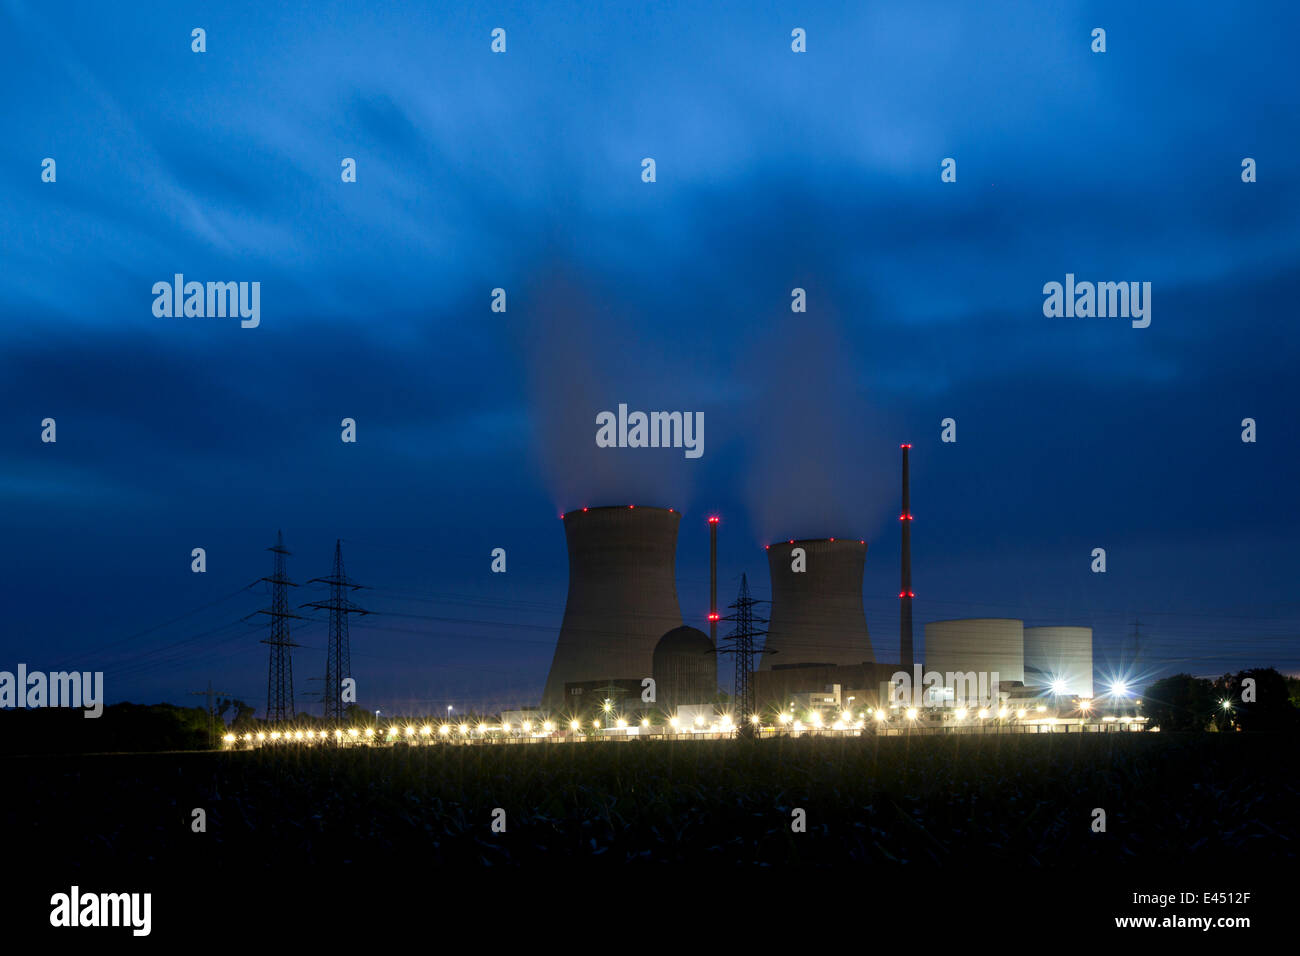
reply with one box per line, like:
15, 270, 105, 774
537, 445, 1098, 722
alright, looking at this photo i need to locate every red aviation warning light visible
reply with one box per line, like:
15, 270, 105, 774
708, 516, 719, 524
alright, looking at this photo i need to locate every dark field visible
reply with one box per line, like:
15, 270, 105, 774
5, 733, 1296, 868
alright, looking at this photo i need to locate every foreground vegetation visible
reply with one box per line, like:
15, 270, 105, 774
4, 733, 1295, 867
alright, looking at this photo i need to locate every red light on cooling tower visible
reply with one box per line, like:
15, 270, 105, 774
708, 613, 720, 621
708, 516, 719, 524
901, 443, 912, 449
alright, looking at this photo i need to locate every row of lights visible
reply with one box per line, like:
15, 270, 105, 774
224, 700, 1119, 746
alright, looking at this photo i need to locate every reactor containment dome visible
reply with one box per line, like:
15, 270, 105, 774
1023, 626, 1094, 698
924, 618, 1026, 687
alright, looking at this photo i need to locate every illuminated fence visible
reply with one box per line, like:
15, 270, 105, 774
221, 710, 1149, 749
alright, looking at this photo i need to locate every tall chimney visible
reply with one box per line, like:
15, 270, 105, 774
900, 444, 914, 667
708, 516, 720, 645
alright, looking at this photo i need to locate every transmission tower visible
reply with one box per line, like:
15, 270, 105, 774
717, 573, 769, 733
302, 540, 369, 722
257, 530, 304, 722
188, 679, 235, 748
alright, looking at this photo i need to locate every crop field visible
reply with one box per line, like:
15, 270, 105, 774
5, 733, 1296, 868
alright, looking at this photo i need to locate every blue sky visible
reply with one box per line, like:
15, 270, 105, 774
2, 0, 1297, 713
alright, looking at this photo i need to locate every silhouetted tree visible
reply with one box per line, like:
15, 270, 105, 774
1143, 674, 1215, 731
1217, 668, 1300, 732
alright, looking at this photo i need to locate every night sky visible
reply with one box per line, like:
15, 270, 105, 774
3, 0, 1297, 715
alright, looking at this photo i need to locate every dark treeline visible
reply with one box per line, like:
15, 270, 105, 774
1142, 667, 1300, 732
0, 702, 214, 754
0, 700, 377, 754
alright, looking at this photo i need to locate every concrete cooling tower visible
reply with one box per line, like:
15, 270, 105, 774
759, 538, 874, 670
542, 506, 684, 711
924, 619, 1025, 686
1024, 626, 1094, 698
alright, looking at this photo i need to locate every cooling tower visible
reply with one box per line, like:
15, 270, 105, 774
653, 626, 716, 711
924, 618, 1025, 686
1024, 626, 1094, 698
542, 506, 684, 711
759, 538, 874, 670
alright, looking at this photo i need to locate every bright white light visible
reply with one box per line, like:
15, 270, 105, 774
694, 716, 704, 727
223, 734, 236, 743
257, 732, 266, 741
522, 721, 532, 732
669, 717, 679, 729
348, 728, 359, 738
1050, 679, 1067, 695
874, 711, 886, 722
616, 719, 628, 729
905, 708, 918, 720
544, 721, 555, 732
458, 724, 468, 734
364, 728, 374, 737
570, 720, 581, 730
997, 707, 1008, 718
977, 709, 989, 719
421, 725, 432, 736
502, 721, 511, 732
640, 718, 649, 728
1110, 680, 1129, 697
954, 708, 967, 720
1015, 709, 1026, 719
778, 713, 791, 725
438, 725, 450, 736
